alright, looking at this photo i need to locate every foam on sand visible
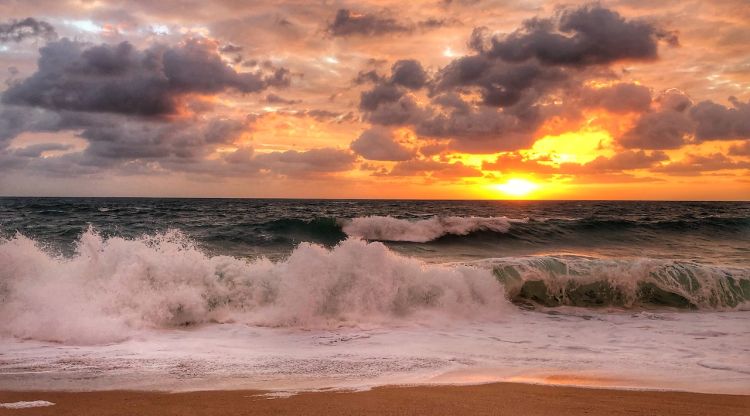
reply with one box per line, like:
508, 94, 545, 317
0, 400, 55, 409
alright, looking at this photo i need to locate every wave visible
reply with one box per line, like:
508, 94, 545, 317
0, 229, 506, 344
258, 215, 749, 245
1, 228, 748, 345
490, 256, 750, 310
340, 216, 524, 242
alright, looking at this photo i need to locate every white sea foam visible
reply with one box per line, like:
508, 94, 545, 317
341, 216, 524, 242
0, 401, 55, 409
0, 229, 507, 344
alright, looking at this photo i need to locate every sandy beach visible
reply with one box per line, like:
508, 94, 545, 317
1, 383, 749, 416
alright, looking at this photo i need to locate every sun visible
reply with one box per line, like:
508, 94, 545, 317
495, 178, 539, 197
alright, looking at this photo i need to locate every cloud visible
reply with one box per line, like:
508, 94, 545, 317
729, 141, 750, 156
12, 143, 72, 158
78, 116, 248, 162
350, 127, 416, 161
388, 159, 482, 178
0, 17, 57, 43
619, 109, 694, 149
416, 106, 541, 153
483, 150, 669, 175
389, 60, 428, 89
689, 97, 750, 141
619, 96, 750, 149
581, 83, 652, 113
482, 153, 556, 173
2, 38, 290, 116
252, 148, 356, 174
328, 9, 410, 37
653, 153, 750, 175
582, 150, 668, 172
477, 5, 673, 66
266, 94, 301, 105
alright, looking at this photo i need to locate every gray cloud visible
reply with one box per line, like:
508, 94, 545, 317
478, 5, 673, 67
2, 38, 290, 116
328, 9, 410, 37
620, 96, 750, 149
350, 127, 416, 161
389, 60, 428, 90
619, 109, 694, 149
689, 97, 750, 141
0, 17, 57, 43
581, 83, 652, 113
266, 94, 301, 105
653, 153, 750, 175
12, 143, 73, 158
252, 148, 356, 174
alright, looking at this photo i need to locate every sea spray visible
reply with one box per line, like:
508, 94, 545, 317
0, 229, 507, 344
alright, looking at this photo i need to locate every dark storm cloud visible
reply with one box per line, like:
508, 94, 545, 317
350, 127, 416, 161
477, 5, 673, 67
328, 9, 411, 37
0, 18, 57, 43
2, 38, 290, 116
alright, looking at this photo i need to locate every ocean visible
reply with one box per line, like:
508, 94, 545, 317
1, 198, 749, 393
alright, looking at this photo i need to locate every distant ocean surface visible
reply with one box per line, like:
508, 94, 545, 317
1, 198, 749, 393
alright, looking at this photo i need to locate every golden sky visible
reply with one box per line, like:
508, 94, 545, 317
0, 0, 748, 199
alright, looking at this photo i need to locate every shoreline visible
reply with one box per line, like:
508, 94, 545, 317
2, 382, 749, 416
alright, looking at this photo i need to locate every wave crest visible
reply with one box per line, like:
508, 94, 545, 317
491, 256, 750, 310
341, 216, 523, 242
0, 229, 506, 344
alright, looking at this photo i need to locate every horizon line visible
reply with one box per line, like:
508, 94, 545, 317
1, 195, 748, 202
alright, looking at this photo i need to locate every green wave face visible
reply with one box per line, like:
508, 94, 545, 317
492, 257, 750, 309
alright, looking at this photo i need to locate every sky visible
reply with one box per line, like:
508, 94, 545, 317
0, 0, 748, 200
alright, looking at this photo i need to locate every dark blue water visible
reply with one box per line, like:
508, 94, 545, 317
1, 198, 748, 264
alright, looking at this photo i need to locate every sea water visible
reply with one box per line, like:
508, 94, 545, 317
0, 198, 748, 393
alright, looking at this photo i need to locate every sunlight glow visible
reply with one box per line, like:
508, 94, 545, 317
495, 178, 540, 197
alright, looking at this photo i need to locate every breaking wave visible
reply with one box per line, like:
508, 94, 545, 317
1, 228, 748, 345
491, 256, 750, 310
340, 216, 523, 242
0, 229, 506, 344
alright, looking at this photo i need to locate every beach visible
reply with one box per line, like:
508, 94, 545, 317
2, 383, 749, 415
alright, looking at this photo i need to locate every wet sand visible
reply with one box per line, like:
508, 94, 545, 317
1, 383, 749, 416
